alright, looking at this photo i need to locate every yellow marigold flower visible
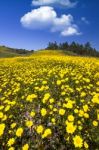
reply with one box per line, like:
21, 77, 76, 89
16, 127, 23, 137
4, 105, 10, 112
26, 94, 37, 102
74, 109, 78, 113
0, 123, 5, 136
65, 101, 73, 109
66, 123, 76, 134
81, 92, 86, 97
0, 106, 4, 110
59, 109, 65, 116
22, 144, 29, 150
96, 81, 99, 85
84, 113, 89, 118
30, 111, 35, 117
10, 123, 16, 129
51, 118, 56, 123
78, 126, 83, 130
84, 141, 89, 149
83, 105, 89, 112
92, 94, 99, 104
44, 93, 50, 100
49, 98, 54, 104
57, 80, 61, 85
79, 110, 84, 117
41, 108, 47, 116
7, 138, 15, 147
0, 112, 3, 118
68, 115, 74, 122
8, 147, 15, 150
49, 105, 53, 109
42, 93, 50, 103
73, 135, 83, 148
26, 121, 33, 128
61, 92, 65, 96
53, 108, 57, 112
42, 81, 47, 85
93, 121, 98, 127
2, 115, 7, 121
42, 128, 52, 138
36, 125, 44, 134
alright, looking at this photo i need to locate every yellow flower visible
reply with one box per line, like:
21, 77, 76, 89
26, 120, 33, 128
92, 94, 99, 104
8, 147, 15, 150
84, 113, 89, 118
42, 93, 50, 103
4, 105, 10, 112
57, 80, 61, 85
49, 98, 54, 104
42, 128, 52, 138
22, 144, 29, 150
65, 101, 73, 109
10, 123, 16, 129
30, 111, 35, 117
83, 105, 89, 112
51, 118, 56, 124
73, 135, 83, 148
78, 126, 83, 130
84, 141, 89, 149
59, 109, 65, 116
42, 81, 47, 85
2, 114, 7, 121
66, 123, 76, 134
41, 108, 47, 116
0, 123, 5, 136
0, 106, 4, 110
0, 112, 3, 118
7, 138, 15, 147
26, 94, 37, 102
36, 125, 44, 134
16, 127, 23, 137
68, 115, 74, 122
44, 93, 50, 100
81, 92, 86, 97
74, 109, 78, 113
79, 110, 84, 117
93, 121, 98, 127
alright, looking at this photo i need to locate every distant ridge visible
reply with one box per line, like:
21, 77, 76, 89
0, 45, 34, 58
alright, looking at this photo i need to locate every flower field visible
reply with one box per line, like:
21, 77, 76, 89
0, 53, 99, 150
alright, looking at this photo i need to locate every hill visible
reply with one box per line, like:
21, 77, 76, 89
34, 49, 77, 56
0, 46, 34, 58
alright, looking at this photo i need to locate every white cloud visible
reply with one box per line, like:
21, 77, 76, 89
21, 7, 56, 29
32, 0, 77, 8
61, 26, 80, 36
20, 6, 80, 36
81, 17, 89, 24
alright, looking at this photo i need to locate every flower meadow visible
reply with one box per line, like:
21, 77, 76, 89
0, 54, 99, 150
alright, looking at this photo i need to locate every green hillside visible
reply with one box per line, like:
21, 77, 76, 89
0, 46, 77, 58
34, 49, 77, 56
0, 46, 33, 58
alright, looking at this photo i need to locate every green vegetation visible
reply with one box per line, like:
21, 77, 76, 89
0, 46, 34, 58
46, 41, 99, 57
0, 41, 99, 58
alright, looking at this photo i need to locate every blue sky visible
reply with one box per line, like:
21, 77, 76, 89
0, 0, 99, 50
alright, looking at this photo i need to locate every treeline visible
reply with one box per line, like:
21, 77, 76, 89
46, 41, 99, 57
10, 48, 34, 54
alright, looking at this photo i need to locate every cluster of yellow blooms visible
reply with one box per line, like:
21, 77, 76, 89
0, 53, 99, 149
